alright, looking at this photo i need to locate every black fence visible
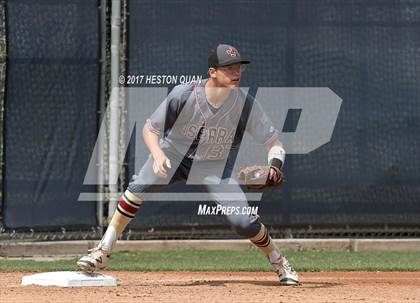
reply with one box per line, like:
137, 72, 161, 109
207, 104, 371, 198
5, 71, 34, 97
127, 0, 420, 232
1, 0, 420, 236
3, 0, 99, 229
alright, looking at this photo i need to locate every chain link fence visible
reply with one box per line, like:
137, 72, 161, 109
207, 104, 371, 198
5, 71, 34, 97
1, 1, 420, 241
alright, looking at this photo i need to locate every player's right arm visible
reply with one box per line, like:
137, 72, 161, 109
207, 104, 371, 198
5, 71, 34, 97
142, 84, 191, 177
142, 125, 171, 177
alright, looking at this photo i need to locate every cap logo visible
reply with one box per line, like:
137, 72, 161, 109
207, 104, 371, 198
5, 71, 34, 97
226, 47, 239, 57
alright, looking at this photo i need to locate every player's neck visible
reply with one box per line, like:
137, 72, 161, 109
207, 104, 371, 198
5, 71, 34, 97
204, 79, 232, 107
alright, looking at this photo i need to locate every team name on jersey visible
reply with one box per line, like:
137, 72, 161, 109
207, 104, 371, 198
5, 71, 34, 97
183, 125, 235, 144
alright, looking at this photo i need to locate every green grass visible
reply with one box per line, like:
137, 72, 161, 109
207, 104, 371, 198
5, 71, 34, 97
1, 250, 420, 272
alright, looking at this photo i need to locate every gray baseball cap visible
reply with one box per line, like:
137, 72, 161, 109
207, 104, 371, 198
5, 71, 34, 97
208, 44, 250, 68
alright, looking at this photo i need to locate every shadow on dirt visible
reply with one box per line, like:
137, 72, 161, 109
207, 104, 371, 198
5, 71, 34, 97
143, 280, 342, 289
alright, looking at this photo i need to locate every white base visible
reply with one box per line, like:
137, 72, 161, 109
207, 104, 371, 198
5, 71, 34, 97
21, 271, 118, 287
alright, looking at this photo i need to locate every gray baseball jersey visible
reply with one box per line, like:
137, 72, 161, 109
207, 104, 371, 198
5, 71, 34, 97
146, 79, 278, 161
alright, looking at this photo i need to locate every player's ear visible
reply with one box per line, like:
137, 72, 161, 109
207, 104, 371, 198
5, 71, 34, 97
208, 67, 217, 78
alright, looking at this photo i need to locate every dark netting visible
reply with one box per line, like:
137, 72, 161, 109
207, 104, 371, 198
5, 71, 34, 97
282, 0, 420, 228
3, 0, 99, 229
0, 1, 6, 222
126, 0, 420, 234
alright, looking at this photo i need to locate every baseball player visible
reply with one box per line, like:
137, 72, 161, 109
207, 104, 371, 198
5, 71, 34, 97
77, 44, 299, 285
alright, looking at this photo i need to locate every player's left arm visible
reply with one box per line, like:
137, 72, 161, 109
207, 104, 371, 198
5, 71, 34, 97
265, 138, 286, 183
241, 96, 286, 185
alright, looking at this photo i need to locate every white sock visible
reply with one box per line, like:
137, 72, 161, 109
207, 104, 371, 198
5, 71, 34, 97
101, 225, 117, 250
268, 249, 281, 263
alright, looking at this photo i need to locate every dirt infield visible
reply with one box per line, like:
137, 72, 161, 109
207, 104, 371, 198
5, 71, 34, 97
1, 271, 419, 303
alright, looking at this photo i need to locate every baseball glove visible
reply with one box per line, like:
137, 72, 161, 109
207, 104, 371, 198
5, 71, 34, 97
238, 165, 285, 189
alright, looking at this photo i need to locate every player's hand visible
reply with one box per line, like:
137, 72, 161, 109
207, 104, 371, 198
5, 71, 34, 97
238, 166, 285, 189
268, 167, 279, 183
152, 152, 172, 177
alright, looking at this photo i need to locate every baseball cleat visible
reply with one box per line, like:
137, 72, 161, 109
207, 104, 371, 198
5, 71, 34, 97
271, 255, 300, 285
77, 244, 111, 273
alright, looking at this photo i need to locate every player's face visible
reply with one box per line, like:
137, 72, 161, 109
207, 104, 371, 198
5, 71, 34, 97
209, 63, 246, 88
